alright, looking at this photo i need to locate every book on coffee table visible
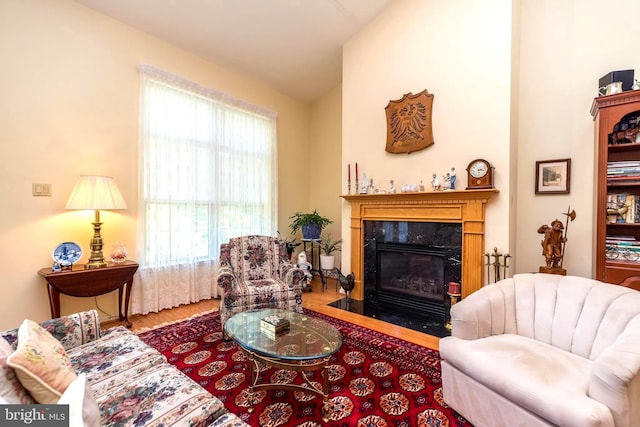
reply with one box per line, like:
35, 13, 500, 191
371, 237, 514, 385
260, 314, 290, 333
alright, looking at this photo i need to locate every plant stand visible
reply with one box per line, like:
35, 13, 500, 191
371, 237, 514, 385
320, 268, 340, 292
301, 239, 325, 287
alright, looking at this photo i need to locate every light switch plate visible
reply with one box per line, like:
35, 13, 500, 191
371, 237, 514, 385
32, 183, 51, 196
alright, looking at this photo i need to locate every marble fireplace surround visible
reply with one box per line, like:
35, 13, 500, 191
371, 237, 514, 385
342, 189, 498, 301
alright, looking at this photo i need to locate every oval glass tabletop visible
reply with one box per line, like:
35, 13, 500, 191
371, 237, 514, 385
224, 308, 343, 361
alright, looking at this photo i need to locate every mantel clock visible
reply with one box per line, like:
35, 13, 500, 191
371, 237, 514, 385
466, 159, 494, 189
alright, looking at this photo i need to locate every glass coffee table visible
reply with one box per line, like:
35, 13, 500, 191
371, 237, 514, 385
224, 308, 343, 422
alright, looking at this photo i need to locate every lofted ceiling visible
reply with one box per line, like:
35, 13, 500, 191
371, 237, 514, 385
74, 0, 395, 103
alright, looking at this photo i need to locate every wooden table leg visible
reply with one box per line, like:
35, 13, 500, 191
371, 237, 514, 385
117, 286, 124, 322
123, 279, 133, 328
48, 285, 61, 319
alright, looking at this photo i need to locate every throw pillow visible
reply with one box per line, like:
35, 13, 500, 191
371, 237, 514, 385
58, 373, 101, 427
7, 319, 77, 404
0, 338, 35, 404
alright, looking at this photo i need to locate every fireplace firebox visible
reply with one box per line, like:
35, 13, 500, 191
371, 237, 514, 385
363, 221, 462, 323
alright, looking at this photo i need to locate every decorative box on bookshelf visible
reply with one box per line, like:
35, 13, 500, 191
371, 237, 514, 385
606, 193, 640, 223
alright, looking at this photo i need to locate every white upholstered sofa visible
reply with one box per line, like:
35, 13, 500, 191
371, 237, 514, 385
440, 273, 640, 427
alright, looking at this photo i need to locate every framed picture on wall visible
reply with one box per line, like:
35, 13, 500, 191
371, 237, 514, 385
535, 158, 571, 194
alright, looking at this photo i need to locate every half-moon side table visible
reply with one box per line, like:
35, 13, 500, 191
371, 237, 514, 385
38, 260, 139, 328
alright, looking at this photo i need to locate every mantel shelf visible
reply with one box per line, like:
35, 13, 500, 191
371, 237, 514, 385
341, 189, 498, 203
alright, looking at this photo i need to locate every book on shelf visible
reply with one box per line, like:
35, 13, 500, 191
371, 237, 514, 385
260, 314, 290, 333
607, 168, 640, 175
607, 161, 640, 179
607, 178, 640, 186
627, 194, 636, 223
607, 168, 640, 174
607, 175, 640, 180
608, 160, 640, 166
608, 166, 640, 172
606, 240, 640, 247
606, 234, 637, 240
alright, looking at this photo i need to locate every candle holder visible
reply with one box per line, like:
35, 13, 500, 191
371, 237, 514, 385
445, 282, 462, 331
348, 182, 352, 195
355, 179, 359, 195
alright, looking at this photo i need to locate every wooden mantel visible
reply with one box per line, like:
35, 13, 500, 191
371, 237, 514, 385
341, 189, 499, 300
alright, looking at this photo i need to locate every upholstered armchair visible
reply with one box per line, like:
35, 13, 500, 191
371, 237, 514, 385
217, 235, 305, 329
440, 273, 640, 427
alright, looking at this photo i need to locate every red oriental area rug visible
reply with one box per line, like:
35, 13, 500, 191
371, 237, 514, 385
137, 309, 472, 427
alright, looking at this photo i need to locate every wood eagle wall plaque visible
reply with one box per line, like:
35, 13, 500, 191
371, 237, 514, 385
385, 89, 434, 154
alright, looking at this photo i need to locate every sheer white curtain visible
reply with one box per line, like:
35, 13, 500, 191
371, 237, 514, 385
132, 64, 278, 314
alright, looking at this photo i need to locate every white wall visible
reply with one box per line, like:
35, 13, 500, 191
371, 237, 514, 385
342, 0, 514, 279
342, 0, 640, 280
310, 84, 343, 256
0, 0, 312, 329
517, 0, 640, 277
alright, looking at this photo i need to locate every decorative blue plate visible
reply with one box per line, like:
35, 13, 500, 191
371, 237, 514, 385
52, 242, 83, 266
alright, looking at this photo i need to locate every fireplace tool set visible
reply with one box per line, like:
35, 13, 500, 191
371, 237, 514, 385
484, 247, 511, 284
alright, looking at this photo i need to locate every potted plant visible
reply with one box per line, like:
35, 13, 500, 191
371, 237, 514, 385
288, 210, 333, 240
277, 231, 301, 260
319, 233, 342, 270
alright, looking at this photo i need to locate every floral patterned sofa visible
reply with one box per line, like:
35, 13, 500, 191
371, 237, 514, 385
0, 310, 248, 427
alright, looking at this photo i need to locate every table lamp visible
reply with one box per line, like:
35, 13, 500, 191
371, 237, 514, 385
65, 175, 127, 269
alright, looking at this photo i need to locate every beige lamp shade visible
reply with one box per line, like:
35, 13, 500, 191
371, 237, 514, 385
65, 175, 127, 269
65, 175, 127, 211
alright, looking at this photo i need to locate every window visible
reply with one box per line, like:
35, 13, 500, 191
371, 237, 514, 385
133, 65, 277, 313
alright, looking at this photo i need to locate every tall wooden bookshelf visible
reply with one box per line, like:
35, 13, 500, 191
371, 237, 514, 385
592, 90, 640, 283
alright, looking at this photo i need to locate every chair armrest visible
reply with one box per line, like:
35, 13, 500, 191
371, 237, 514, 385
280, 263, 305, 286
450, 278, 516, 340
217, 266, 237, 290
589, 317, 640, 427
0, 310, 101, 351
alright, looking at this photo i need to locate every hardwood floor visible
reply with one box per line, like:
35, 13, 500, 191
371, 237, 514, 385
104, 276, 440, 351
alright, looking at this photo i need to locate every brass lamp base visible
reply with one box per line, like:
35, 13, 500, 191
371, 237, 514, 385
84, 219, 108, 269
85, 260, 108, 269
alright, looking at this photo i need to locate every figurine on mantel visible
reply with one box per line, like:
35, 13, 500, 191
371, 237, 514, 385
450, 167, 457, 190
442, 172, 451, 190
431, 173, 441, 191
401, 183, 418, 193
389, 180, 396, 194
360, 173, 369, 194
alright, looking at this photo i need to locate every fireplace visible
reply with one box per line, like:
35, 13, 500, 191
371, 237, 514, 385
341, 190, 498, 301
363, 221, 462, 322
